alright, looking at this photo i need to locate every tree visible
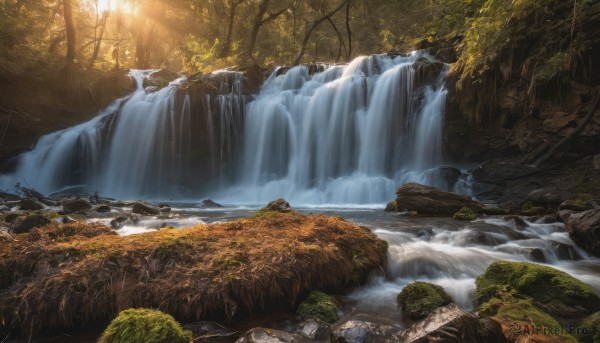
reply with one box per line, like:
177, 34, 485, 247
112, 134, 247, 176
63, 0, 77, 63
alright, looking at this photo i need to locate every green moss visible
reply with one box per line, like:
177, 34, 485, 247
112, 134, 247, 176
521, 202, 547, 216
397, 281, 452, 320
475, 262, 600, 316
453, 206, 478, 220
577, 312, 600, 343
98, 308, 192, 343
561, 194, 593, 212
296, 291, 338, 323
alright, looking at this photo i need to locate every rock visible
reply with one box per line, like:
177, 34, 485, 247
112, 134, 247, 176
62, 214, 87, 224
99, 308, 191, 343
183, 321, 236, 341
62, 198, 92, 214
398, 305, 482, 343
397, 281, 453, 320
524, 247, 546, 262
549, 240, 581, 260
236, 328, 311, 343
96, 205, 111, 213
595, 154, 600, 170
384, 201, 397, 212
576, 312, 600, 343
296, 291, 338, 323
565, 209, 600, 256
476, 261, 600, 321
296, 319, 330, 341
524, 188, 570, 210
110, 214, 140, 229
18, 198, 43, 211
200, 199, 224, 208
39, 198, 60, 207
453, 206, 478, 220
559, 194, 594, 212
263, 198, 294, 213
131, 202, 160, 215
159, 205, 171, 213
10, 214, 51, 233
143, 69, 179, 91
331, 319, 399, 343
393, 183, 480, 215
557, 210, 573, 223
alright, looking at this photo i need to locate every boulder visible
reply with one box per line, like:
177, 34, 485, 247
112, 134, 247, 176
110, 214, 140, 229
200, 199, 224, 208
142, 69, 179, 91
331, 319, 399, 343
131, 202, 160, 215
296, 291, 338, 323
96, 205, 111, 213
397, 281, 452, 320
263, 198, 294, 213
62, 198, 92, 214
559, 194, 594, 212
10, 214, 51, 233
393, 183, 480, 215
576, 312, 600, 343
295, 319, 331, 341
236, 328, 311, 343
565, 209, 600, 256
18, 198, 43, 211
398, 305, 483, 343
0, 226, 14, 241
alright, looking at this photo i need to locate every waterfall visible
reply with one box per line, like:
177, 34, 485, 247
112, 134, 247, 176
222, 53, 450, 205
0, 52, 454, 204
0, 70, 249, 199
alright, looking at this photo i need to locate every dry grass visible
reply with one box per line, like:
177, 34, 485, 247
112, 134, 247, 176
0, 211, 387, 337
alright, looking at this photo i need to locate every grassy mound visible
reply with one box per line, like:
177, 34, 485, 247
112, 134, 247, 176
99, 308, 191, 343
295, 291, 338, 323
397, 281, 452, 320
0, 211, 387, 336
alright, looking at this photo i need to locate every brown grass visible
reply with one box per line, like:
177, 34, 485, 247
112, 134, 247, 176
0, 211, 387, 337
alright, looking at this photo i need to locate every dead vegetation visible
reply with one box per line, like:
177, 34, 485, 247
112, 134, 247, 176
0, 211, 387, 337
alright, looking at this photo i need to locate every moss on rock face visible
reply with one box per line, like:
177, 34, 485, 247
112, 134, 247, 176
577, 312, 600, 343
397, 281, 452, 320
99, 308, 192, 343
475, 262, 600, 318
453, 206, 478, 220
296, 291, 338, 323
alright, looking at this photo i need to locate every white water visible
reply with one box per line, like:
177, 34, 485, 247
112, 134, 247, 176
217, 53, 452, 205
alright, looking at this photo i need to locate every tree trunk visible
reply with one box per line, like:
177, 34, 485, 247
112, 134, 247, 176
63, 0, 77, 63
219, 0, 243, 58
293, 0, 347, 66
246, 0, 270, 61
345, 0, 352, 61
89, 10, 109, 68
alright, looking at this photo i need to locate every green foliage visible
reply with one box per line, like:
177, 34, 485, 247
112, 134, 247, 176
577, 312, 600, 343
99, 308, 192, 343
296, 291, 338, 323
397, 281, 452, 320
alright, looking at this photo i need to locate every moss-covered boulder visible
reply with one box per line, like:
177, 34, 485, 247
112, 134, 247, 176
296, 291, 338, 324
453, 205, 509, 220
476, 262, 600, 320
397, 282, 452, 320
577, 312, 600, 343
453, 206, 478, 220
99, 308, 192, 343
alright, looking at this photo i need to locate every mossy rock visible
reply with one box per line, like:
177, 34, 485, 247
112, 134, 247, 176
560, 194, 594, 212
476, 262, 600, 319
296, 291, 338, 323
479, 207, 509, 215
397, 281, 452, 320
577, 312, 600, 343
99, 308, 192, 343
521, 202, 548, 216
384, 201, 397, 212
453, 206, 478, 220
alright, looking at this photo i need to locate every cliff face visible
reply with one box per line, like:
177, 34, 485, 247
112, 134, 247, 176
444, 0, 600, 163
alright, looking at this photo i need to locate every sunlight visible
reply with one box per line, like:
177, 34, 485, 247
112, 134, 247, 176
96, 0, 135, 14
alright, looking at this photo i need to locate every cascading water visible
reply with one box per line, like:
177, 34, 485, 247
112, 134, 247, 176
0, 69, 249, 199
0, 52, 459, 203
221, 53, 452, 205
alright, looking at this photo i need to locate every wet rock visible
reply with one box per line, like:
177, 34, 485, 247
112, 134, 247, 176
236, 327, 311, 343
565, 209, 600, 257
131, 202, 160, 215
62, 214, 87, 224
524, 248, 546, 262
384, 201, 397, 212
296, 319, 330, 341
200, 199, 224, 208
62, 198, 92, 214
559, 194, 594, 212
110, 214, 140, 229
550, 240, 581, 260
263, 199, 294, 213
524, 188, 570, 210
143, 69, 179, 91
96, 205, 111, 213
397, 281, 452, 320
398, 305, 482, 343
39, 198, 60, 207
10, 214, 50, 233
296, 291, 338, 323
0, 205, 10, 212
18, 198, 43, 211
331, 319, 399, 343
159, 204, 171, 213
183, 321, 236, 342
393, 183, 480, 215
0, 191, 20, 201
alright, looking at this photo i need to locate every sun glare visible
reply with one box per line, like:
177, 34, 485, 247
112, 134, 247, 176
96, 0, 136, 14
